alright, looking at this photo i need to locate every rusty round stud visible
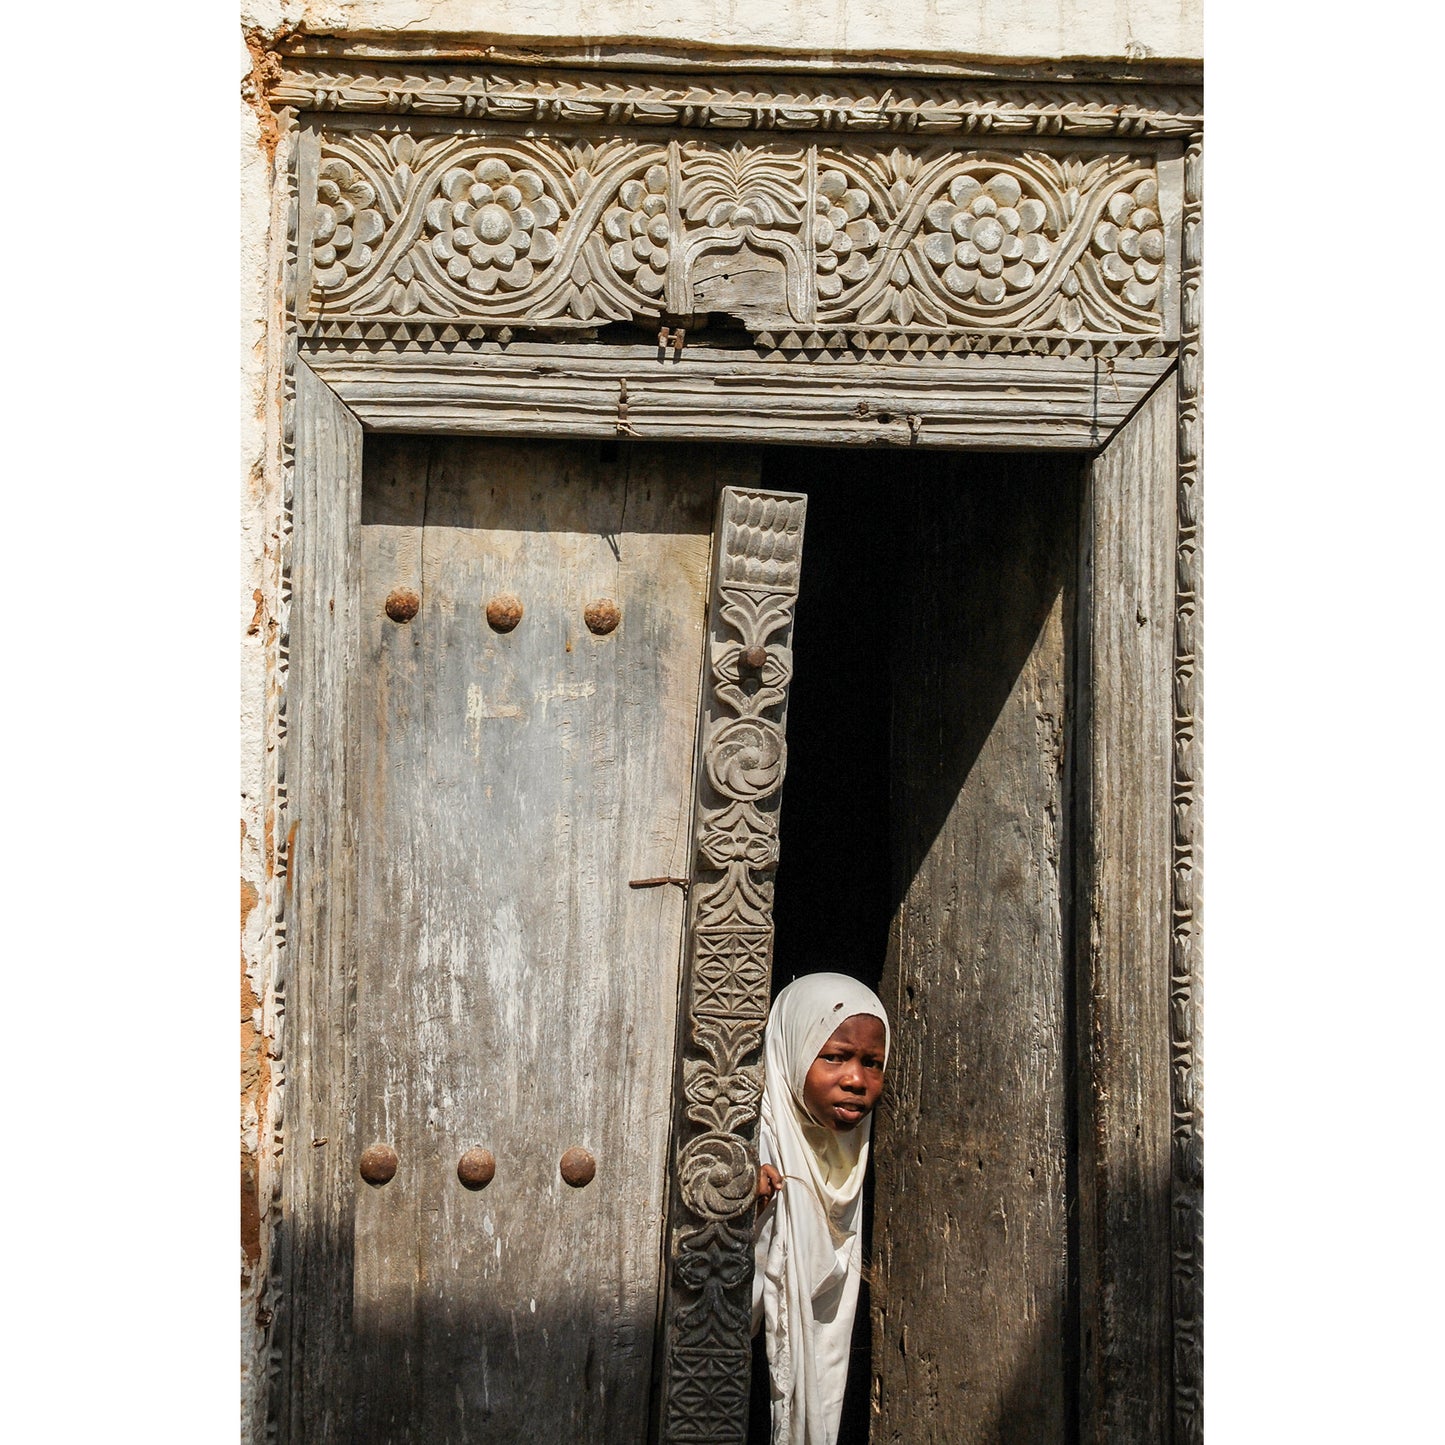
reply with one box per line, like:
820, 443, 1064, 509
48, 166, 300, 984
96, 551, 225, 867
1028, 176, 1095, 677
359, 1143, 399, 1186
384, 588, 420, 624
457, 1148, 496, 1191
583, 599, 621, 636
739, 644, 769, 672
559, 1146, 597, 1188
486, 593, 524, 633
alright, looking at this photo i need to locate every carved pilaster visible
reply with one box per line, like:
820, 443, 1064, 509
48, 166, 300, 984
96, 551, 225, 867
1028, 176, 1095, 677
1171, 127, 1204, 1445
658, 488, 807, 1444
264, 116, 302, 1445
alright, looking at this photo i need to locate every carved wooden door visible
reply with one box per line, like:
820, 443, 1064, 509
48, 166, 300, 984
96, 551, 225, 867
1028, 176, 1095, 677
350, 437, 778, 1441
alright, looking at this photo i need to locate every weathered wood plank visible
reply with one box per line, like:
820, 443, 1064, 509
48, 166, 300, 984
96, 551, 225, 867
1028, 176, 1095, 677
350, 447, 427, 1436
1075, 376, 1176, 1442
303, 348, 1170, 452
352, 437, 724, 1440
279, 361, 364, 1445
874, 456, 1080, 1444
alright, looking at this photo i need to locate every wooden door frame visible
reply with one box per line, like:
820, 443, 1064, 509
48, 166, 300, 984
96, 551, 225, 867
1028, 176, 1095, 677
263, 52, 1201, 1445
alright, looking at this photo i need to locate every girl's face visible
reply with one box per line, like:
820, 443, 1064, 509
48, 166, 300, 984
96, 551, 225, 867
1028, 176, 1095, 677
802, 1013, 887, 1131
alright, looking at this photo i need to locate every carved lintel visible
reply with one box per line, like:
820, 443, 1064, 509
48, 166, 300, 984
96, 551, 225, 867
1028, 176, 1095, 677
291, 94, 1187, 353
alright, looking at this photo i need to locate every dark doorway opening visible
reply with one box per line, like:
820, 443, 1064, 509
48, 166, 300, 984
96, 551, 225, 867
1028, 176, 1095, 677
755, 445, 1083, 1444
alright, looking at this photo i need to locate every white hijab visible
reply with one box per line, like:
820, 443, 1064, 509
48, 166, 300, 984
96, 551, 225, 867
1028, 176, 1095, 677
753, 973, 890, 1445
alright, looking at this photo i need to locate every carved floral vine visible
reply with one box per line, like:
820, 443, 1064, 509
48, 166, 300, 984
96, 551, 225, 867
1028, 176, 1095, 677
312, 158, 384, 289
921, 172, 1053, 304
1091, 176, 1166, 310
304, 132, 1171, 343
813, 169, 880, 298
603, 163, 671, 296
423, 158, 561, 294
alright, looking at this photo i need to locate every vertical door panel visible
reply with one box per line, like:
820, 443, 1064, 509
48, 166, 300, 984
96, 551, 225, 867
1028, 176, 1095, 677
1077, 380, 1176, 1442
873, 458, 1079, 1444
352, 437, 744, 1440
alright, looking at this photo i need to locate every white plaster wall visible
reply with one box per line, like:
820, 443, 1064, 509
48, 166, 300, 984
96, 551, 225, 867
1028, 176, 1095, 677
237, 2, 1201, 1437
259, 0, 1201, 62
239, 23, 283, 1442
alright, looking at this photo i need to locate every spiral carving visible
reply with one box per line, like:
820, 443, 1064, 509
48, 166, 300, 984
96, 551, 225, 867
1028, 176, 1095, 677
678, 1132, 756, 1220
705, 717, 786, 801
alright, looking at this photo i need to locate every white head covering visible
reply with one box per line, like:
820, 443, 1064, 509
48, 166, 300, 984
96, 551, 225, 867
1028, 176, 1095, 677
754, 973, 890, 1445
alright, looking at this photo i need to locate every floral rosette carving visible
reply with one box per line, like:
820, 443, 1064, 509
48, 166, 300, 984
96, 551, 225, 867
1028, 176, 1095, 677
313, 159, 385, 291
922, 172, 1053, 304
679, 1133, 756, 1219
424, 157, 561, 294
1091, 176, 1165, 310
814, 169, 881, 298
706, 718, 786, 801
603, 163, 671, 296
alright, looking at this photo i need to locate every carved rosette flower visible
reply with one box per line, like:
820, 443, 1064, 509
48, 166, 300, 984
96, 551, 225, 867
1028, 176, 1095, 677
1092, 177, 1165, 310
604, 164, 670, 296
679, 1133, 756, 1220
813, 169, 880, 298
706, 718, 786, 801
313, 159, 384, 291
424, 158, 561, 295
922, 173, 1053, 305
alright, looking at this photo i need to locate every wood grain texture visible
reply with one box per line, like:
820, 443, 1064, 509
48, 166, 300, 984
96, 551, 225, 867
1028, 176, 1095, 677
351, 437, 718, 1441
303, 347, 1170, 452
1075, 376, 1177, 1442
278, 362, 364, 1445
873, 456, 1080, 1444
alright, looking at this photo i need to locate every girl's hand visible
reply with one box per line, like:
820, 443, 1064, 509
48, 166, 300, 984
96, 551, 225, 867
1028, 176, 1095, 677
757, 1163, 784, 1209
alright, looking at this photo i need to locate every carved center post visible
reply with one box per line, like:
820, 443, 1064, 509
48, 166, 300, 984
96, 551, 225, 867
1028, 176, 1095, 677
657, 488, 807, 1444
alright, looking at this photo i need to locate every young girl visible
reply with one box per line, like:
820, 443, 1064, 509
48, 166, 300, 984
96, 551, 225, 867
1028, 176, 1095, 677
752, 973, 890, 1445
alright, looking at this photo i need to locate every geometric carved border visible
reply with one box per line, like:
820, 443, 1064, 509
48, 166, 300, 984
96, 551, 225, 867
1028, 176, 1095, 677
270, 65, 1201, 138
